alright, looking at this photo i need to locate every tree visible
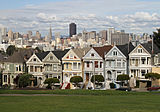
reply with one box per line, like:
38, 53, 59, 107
70, 76, 83, 88
153, 29, 160, 49
35, 47, 43, 53
117, 74, 129, 86
0, 72, 2, 87
18, 73, 33, 88
44, 78, 60, 89
6, 45, 16, 56
91, 75, 104, 86
145, 73, 160, 80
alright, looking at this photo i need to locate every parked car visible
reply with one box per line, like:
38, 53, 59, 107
116, 87, 131, 91
147, 86, 160, 91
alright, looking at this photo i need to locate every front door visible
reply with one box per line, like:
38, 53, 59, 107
86, 73, 89, 82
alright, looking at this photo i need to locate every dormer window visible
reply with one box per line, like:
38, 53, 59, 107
50, 56, 53, 60
70, 54, 73, 59
113, 51, 117, 56
91, 53, 94, 57
33, 58, 36, 62
138, 48, 143, 53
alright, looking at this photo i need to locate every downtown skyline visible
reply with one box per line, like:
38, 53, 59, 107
0, 0, 160, 36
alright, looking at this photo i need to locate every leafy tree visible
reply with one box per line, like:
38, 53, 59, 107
0, 72, 2, 87
35, 47, 42, 53
117, 74, 129, 86
6, 45, 16, 56
91, 75, 104, 86
153, 29, 160, 49
18, 73, 33, 88
145, 73, 160, 80
70, 76, 83, 87
44, 78, 60, 89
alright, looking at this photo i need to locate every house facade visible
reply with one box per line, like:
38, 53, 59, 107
26, 50, 69, 87
129, 43, 155, 79
83, 46, 112, 89
105, 43, 134, 82
62, 48, 90, 89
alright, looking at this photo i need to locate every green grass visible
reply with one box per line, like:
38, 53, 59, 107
0, 89, 159, 96
0, 95, 160, 112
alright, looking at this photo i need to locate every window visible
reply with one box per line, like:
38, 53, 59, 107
132, 59, 135, 64
95, 61, 98, 68
70, 54, 73, 59
91, 53, 94, 57
35, 66, 38, 72
87, 62, 90, 67
78, 63, 80, 69
66, 63, 69, 69
73, 63, 77, 69
53, 64, 57, 71
123, 61, 125, 67
40, 66, 43, 72
138, 48, 143, 53
50, 56, 53, 60
141, 57, 146, 64
113, 51, 117, 56
16, 66, 18, 71
58, 76, 61, 79
33, 58, 36, 62
30, 66, 33, 72
117, 59, 121, 67
19, 65, 21, 71
4, 75, 7, 82
141, 70, 146, 76
109, 61, 111, 67
100, 62, 103, 68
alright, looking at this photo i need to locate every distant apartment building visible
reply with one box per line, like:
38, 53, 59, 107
111, 31, 129, 45
69, 23, 76, 37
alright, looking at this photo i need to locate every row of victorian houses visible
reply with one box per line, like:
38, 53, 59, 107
1, 42, 160, 89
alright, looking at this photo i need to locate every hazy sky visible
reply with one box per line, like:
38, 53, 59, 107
0, 0, 160, 36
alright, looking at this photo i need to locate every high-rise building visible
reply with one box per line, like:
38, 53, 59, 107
111, 32, 129, 45
36, 31, 41, 39
28, 31, 32, 39
8, 30, 14, 39
48, 25, 52, 42
99, 30, 107, 41
69, 23, 76, 37
107, 27, 115, 45
1, 27, 7, 36
0, 31, 2, 44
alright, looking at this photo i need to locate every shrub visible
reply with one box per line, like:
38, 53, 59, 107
18, 74, 33, 88
44, 78, 60, 89
110, 83, 115, 89
91, 75, 104, 86
145, 73, 160, 80
117, 74, 129, 81
70, 76, 83, 87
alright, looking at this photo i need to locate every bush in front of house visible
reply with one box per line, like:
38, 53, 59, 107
70, 76, 83, 88
91, 75, 104, 88
44, 78, 60, 89
110, 83, 115, 89
117, 74, 129, 87
18, 74, 33, 88
145, 73, 160, 80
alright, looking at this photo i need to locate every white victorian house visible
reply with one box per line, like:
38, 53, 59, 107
83, 46, 113, 89
105, 43, 134, 82
129, 42, 160, 79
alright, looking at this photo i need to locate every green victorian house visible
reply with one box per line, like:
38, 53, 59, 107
2, 49, 33, 87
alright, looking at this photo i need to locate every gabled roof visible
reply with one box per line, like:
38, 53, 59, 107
3, 49, 34, 63
93, 45, 113, 58
141, 42, 160, 54
53, 49, 70, 60
116, 42, 135, 57
35, 51, 50, 61
72, 47, 91, 59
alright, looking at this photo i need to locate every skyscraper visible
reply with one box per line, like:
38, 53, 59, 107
36, 31, 41, 39
49, 25, 52, 41
69, 23, 76, 37
1, 27, 7, 36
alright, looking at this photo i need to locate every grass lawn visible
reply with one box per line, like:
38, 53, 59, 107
0, 95, 160, 112
0, 90, 160, 112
